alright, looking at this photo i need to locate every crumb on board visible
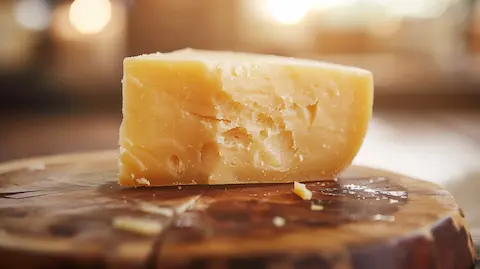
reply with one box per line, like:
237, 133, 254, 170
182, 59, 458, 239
27, 162, 46, 171
136, 177, 151, 186
138, 203, 174, 217
272, 216, 286, 227
177, 186, 182, 190
112, 216, 163, 236
310, 203, 324, 211
293, 181, 312, 200
372, 214, 395, 222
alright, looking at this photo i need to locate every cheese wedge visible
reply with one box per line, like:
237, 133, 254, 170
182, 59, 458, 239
118, 48, 373, 187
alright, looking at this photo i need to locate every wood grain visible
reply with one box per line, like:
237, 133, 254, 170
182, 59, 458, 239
0, 151, 475, 269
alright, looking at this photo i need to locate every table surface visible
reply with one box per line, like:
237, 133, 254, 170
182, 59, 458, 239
353, 109, 480, 265
0, 151, 475, 269
0, 108, 479, 262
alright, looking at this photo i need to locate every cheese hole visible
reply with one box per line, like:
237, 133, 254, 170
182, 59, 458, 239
256, 113, 275, 126
222, 127, 251, 147
200, 143, 220, 166
260, 130, 268, 139
259, 131, 295, 171
305, 102, 318, 126
327, 83, 340, 97
281, 130, 295, 149
231, 66, 242, 78
168, 155, 186, 176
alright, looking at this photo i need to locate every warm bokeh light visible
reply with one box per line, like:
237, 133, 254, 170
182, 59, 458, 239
264, 0, 453, 26
311, 0, 356, 12
266, 0, 312, 25
381, 0, 450, 19
14, 0, 51, 31
69, 0, 111, 34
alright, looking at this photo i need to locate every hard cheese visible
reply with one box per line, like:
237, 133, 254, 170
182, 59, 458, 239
118, 48, 373, 187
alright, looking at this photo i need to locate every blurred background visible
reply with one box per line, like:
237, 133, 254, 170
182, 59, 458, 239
0, 0, 479, 227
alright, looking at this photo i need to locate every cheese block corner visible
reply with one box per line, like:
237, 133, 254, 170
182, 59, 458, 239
118, 49, 373, 187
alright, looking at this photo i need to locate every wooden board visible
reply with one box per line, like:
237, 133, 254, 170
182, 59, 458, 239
0, 151, 475, 269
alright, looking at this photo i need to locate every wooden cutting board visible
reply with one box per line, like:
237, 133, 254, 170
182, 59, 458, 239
0, 151, 475, 269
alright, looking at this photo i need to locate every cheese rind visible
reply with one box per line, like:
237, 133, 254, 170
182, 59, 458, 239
119, 48, 373, 186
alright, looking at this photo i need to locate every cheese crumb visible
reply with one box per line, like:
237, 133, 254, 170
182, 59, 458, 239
27, 162, 46, 171
293, 181, 312, 200
136, 177, 151, 186
311, 203, 324, 211
272, 216, 286, 227
138, 203, 174, 217
372, 214, 395, 222
112, 216, 163, 236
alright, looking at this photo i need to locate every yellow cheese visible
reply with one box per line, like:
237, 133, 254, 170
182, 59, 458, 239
293, 181, 313, 200
118, 48, 373, 187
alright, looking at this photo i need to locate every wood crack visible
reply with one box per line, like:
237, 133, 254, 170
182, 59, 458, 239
144, 195, 202, 269
0, 190, 43, 199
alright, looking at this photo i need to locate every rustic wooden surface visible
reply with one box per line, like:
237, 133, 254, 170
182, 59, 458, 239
0, 151, 475, 269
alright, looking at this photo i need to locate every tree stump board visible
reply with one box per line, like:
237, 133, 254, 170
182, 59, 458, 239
0, 151, 475, 269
